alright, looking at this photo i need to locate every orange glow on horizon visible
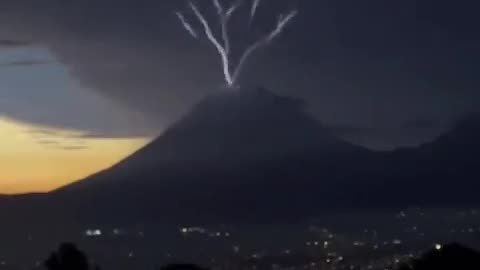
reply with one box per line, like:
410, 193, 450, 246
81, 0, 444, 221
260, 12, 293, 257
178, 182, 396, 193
0, 118, 150, 194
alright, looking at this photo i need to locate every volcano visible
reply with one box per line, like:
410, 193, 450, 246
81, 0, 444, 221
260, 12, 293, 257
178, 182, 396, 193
3, 89, 480, 227
48, 87, 372, 225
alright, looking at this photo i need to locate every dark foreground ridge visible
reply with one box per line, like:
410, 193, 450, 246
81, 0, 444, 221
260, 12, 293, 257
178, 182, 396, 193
42, 242, 480, 270
398, 243, 480, 270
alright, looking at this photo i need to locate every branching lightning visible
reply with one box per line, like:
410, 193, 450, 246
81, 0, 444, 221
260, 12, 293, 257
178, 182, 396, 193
250, 0, 261, 24
213, 0, 224, 15
232, 10, 297, 84
176, 0, 297, 89
175, 12, 198, 39
188, 0, 234, 86
267, 10, 298, 42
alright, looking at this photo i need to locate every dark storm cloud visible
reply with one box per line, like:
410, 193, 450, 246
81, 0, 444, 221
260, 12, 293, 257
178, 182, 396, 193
403, 119, 439, 130
329, 125, 381, 136
0, 39, 33, 48
1, 0, 479, 149
0, 59, 54, 67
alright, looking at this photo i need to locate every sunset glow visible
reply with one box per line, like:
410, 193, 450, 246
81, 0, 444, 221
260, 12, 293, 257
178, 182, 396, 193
0, 118, 148, 194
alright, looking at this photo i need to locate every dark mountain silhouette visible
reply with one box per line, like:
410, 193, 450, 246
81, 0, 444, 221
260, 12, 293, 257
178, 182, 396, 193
366, 113, 480, 208
1, 88, 480, 226
47, 87, 374, 225
398, 243, 480, 270
58, 87, 365, 192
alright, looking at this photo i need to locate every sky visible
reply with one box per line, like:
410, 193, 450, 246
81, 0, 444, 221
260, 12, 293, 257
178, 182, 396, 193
0, 46, 149, 193
0, 0, 479, 193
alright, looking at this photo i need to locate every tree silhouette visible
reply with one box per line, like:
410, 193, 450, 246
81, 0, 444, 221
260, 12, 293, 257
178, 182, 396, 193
45, 243, 98, 270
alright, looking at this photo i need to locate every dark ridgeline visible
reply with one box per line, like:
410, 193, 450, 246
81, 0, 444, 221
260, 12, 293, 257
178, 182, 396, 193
39, 242, 480, 270
1, 87, 480, 227
43, 244, 209, 270
397, 243, 480, 270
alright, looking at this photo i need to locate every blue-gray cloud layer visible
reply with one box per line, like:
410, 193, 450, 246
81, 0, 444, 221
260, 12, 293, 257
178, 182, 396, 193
0, 0, 479, 148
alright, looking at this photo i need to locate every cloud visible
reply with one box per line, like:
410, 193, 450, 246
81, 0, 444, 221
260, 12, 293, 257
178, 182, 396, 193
36, 140, 60, 145
27, 128, 93, 150
0, 57, 156, 140
0, 39, 33, 48
27, 129, 60, 138
403, 119, 440, 130
26, 128, 150, 140
0, 59, 54, 67
0, 0, 479, 148
329, 124, 382, 136
72, 132, 148, 139
55, 145, 90, 151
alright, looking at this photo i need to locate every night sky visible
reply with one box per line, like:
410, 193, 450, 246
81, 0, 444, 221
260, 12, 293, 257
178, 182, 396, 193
1, 0, 479, 192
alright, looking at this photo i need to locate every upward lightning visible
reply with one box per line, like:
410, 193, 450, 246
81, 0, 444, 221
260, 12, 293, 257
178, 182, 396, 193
250, 0, 261, 24
176, 0, 297, 89
188, 0, 235, 87
175, 12, 198, 39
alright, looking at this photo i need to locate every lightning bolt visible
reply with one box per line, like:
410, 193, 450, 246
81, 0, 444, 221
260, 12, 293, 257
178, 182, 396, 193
188, 1, 234, 87
250, 0, 261, 24
267, 10, 298, 42
233, 9, 298, 83
175, 12, 198, 39
222, 1, 241, 55
226, 1, 242, 19
213, 0, 223, 15
175, 0, 297, 89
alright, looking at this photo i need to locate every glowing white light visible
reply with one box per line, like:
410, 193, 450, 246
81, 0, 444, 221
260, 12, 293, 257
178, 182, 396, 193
213, 0, 223, 14
250, 0, 261, 23
435, 244, 442, 251
85, 229, 102, 237
393, 239, 402, 245
175, 12, 198, 39
353, 241, 365, 246
176, 0, 297, 88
